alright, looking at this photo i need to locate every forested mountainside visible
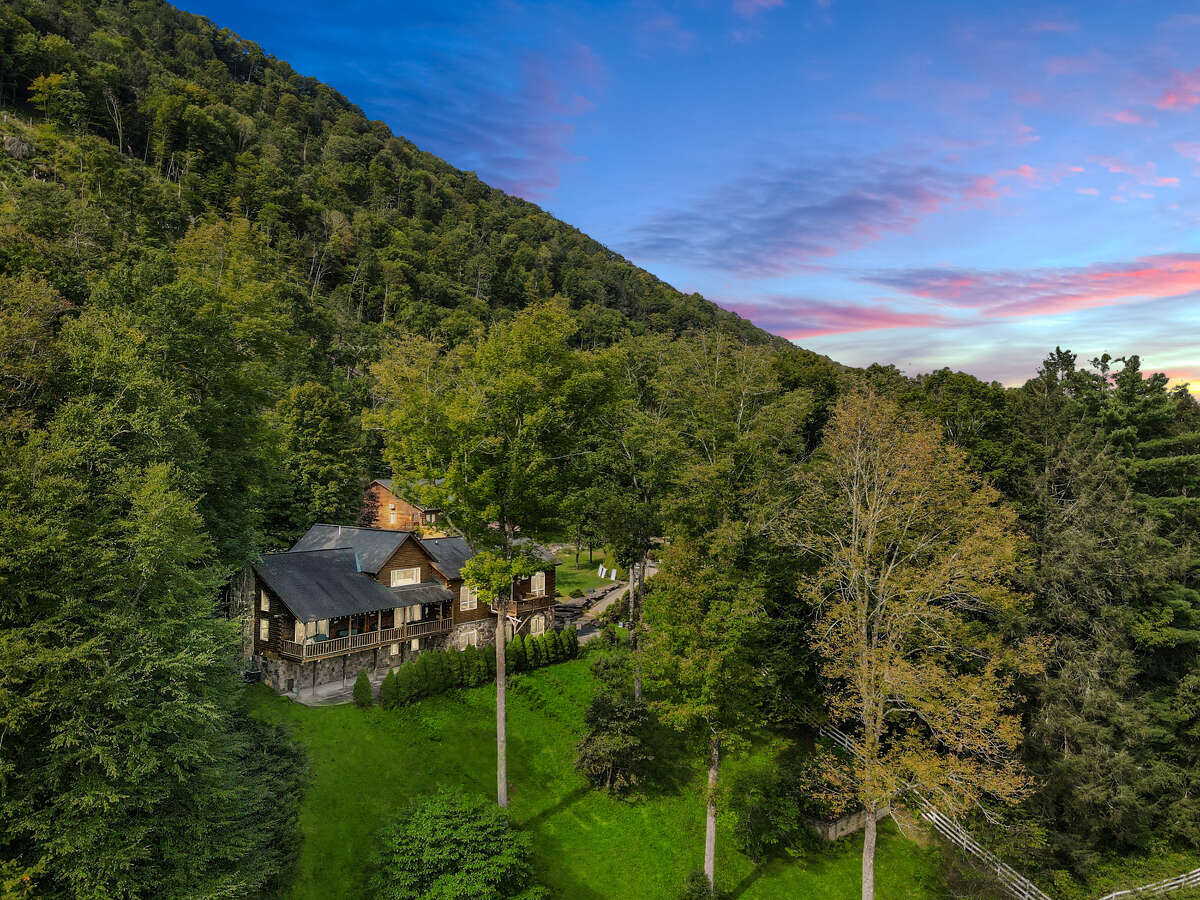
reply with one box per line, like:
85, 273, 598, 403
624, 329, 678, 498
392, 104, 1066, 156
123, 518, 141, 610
0, 0, 766, 346
1, 2, 1198, 899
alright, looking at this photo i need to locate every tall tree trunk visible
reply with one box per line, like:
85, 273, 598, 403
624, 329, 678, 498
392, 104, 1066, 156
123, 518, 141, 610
496, 599, 508, 808
704, 737, 720, 891
861, 800, 877, 900
632, 554, 643, 701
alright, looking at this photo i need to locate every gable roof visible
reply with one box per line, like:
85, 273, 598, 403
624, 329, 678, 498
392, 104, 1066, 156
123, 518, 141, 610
252, 549, 402, 622
291, 524, 428, 575
418, 536, 475, 581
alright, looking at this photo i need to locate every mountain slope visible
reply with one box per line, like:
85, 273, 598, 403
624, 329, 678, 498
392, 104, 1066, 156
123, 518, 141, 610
0, 0, 770, 350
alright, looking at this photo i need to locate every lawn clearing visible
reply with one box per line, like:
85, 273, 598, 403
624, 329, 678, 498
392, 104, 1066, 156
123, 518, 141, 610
554, 547, 621, 596
246, 657, 943, 899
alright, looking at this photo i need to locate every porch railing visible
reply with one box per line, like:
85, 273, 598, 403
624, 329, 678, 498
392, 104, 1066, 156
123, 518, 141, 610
508, 594, 554, 614
277, 618, 452, 661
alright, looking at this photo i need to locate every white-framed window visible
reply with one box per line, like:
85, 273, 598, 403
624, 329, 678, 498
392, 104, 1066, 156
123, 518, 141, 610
258, 618, 270, 641
391, 566, 420, 587
389, 511, 396, 524
391, 643, 399, 655
465, 628, 478, 648
460, 584, 477, 611
530, 614, 545, 636
530, 571, 546, 596
259, 589, 269, 612
410, 638, 420, 652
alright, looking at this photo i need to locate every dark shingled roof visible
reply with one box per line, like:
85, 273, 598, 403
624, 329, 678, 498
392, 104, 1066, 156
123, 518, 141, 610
291, 524, 417, 575
389, 582, 455, 607
252, 549, 402, 622
419, 536, 475, 580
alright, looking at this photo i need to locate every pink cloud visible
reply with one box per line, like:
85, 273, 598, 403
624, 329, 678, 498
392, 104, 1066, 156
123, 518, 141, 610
733, 0, 783, 17
963, 175, 1005, 200
1154, 67, 1200, 109
999, 164, 1037, 179
1029, 16, 1078, 33
725, 297, 950, 338
1046, 54, 1098, 77
1174, 141, 1200, 162
1089, 155, 1179, 186
1076, 187, 1099, 195
866, 253, 1200, 319
1107, 109, 1148, 125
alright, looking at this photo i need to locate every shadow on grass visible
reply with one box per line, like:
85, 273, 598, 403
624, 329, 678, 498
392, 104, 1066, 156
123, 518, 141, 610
519, 783, 591, 830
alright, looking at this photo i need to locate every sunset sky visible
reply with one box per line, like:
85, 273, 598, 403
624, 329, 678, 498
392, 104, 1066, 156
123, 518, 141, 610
182, 0, 1200, 391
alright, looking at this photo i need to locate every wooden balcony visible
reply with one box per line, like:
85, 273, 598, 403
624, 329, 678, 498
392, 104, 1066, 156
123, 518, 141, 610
507, 593, 554, 615
278, 618, 452, 661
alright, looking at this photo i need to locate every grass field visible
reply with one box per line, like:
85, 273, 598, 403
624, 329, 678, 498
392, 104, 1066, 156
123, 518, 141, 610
553, 547, 621, 596
246, 656, 943, 899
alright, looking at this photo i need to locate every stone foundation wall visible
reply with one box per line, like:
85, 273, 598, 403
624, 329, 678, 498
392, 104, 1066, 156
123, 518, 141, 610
810, 805, 891, 842
256, 642, 410, 696
448, 617, 497, 651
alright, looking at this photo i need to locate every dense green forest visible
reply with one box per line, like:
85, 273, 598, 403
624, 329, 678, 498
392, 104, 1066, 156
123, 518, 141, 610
0, 1, 1197, 898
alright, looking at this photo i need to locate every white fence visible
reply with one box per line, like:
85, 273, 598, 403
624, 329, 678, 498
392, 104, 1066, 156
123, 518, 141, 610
809, 715, 1197, 900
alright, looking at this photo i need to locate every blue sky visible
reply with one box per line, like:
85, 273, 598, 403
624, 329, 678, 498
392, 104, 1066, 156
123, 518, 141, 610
180, 0, 1200, 390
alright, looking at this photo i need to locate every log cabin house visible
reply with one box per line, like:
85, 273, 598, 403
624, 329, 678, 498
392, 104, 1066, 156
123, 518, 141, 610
246, 524, 557, 697
361, 478, 443, 532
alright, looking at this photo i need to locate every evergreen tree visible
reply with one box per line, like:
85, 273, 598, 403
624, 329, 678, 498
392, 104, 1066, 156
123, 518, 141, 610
353, 669, 373, 708
379, 670, 398, 709
508, 636, 528, 672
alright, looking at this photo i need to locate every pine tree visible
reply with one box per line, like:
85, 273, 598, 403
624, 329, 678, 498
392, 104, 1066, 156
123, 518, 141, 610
379, 670, 398, 709
353, 670, 373, 708
394, 662, 418, 706
565, 626, 580, 658
508, 636, 527, 672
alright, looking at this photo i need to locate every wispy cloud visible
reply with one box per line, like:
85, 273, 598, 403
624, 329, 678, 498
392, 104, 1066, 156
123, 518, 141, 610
733, 0, 784, 17
363, 49, 600, 201
1154, 66, 1200, 109
624, 159, 999, 276
1089, 154, 1179, 186
637, 12, 697, 51
864, 253, 1200, 318
1028, 16, 1078, 33
723, 296, 950, 338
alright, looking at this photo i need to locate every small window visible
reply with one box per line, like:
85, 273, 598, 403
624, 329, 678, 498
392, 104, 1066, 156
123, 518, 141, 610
530, 615, 545, 636
390, 643, 399, 655
391, 566, 420, 587
258, 618, 269, 641
466, 628, 478, 648
410, 638, 420, 652
460, 584, 477, 611
389, 511, 396, 524
530, 571, 546, 596
259, 589, 269, 612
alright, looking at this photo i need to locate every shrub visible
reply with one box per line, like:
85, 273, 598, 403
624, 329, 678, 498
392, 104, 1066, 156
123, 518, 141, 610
378, 670, 398, 709
462, 645, 485, 686
369, 790, 547, 899
548, 630, 565, 662
527, 635, 545, 668
411, 654, 433, 697
507, 636, 527, 673
569, 587, 584, 598
564, 626, 579, 658
677, 871, 717, 899
394, 662, 419, 705
447, 648, 465, 686
575, 685, 652, 793
484, 643, 497, 677
353, 669, 372, 708
601, 623, 619, 647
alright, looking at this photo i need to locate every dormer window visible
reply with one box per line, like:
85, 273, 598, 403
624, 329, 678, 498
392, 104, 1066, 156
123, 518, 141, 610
391, 566, 420, 587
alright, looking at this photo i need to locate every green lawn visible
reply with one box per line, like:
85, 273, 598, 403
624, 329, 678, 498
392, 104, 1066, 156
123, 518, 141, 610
246, 658, 943, 899
553, 547, 621, 596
